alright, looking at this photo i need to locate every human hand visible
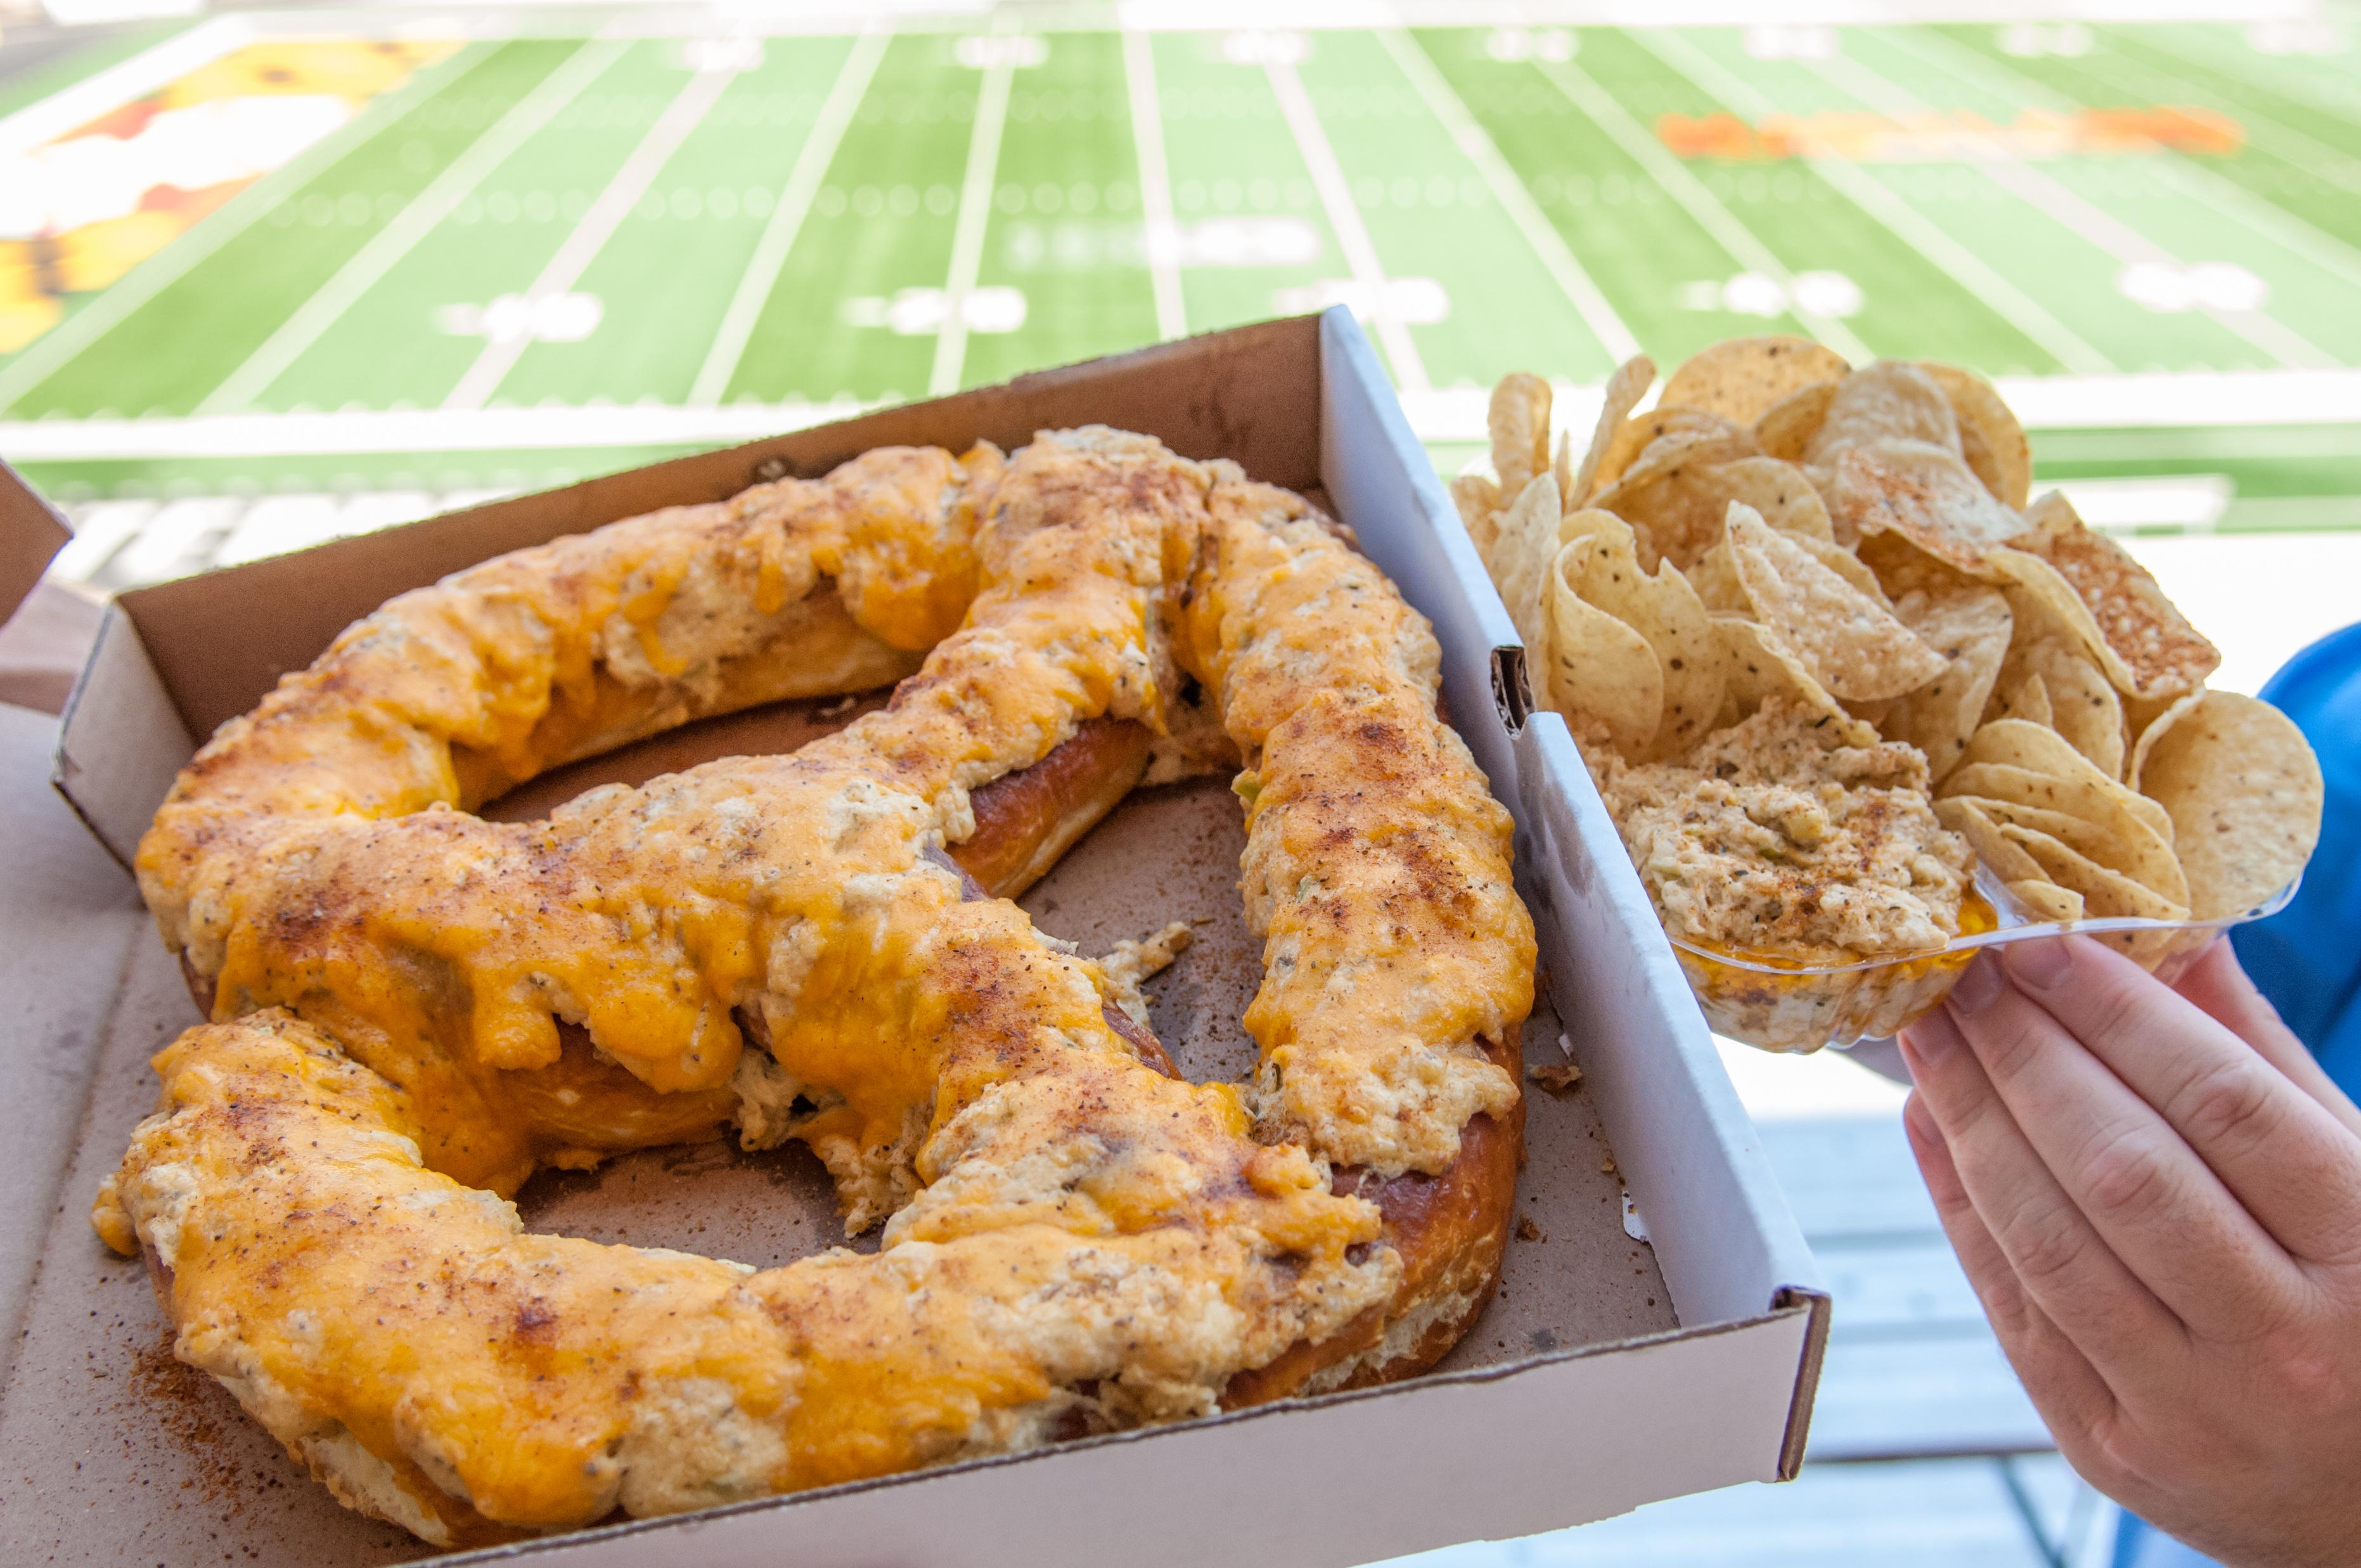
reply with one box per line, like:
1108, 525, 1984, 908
1898, 935, 2361, 1568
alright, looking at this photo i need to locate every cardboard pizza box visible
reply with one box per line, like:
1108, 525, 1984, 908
0, 309, 1825, 1567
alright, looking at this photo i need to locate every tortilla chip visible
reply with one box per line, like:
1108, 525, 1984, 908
1547, 537, 1662, 757
1945, 716, 2178, 850
1944, 762, 2175, 860
1993, 671, 2054, 728
2000, 636, 2125, 780
1857, 528, 1977, 602
1713, 616, 1879, 744
1952, 794, 2186, 909
1489, 373, 1553, 498
1661, 335, 1855, 424
1917, 361, 2031, 510
1552, 428, 1574, 502
1753, 378, 1842, 463
2007, 878, 2085, 923
1488, 473, 1562, 657
1562, 514, 1727, 760
1988, 547, 2126, 679
1805, 361, 1963, 466
1557, 506, 1623, 550
2127, 688, 2203, 789
1934, 796, 2047, 882
1953, 717, 2166, 825
2001, 824, 2189, 922
2133, 690, 2324, 920
1725, 504, 1948, 701
1586, 408, 1748, 510
1797, 536, 1889, 604
1824, 440, 2028, 566
1686, 536, 1748, 614
1879, 584, 2012, 780
1588, 435, 1767, 572
1844, 695, 1896, 729
1451, 472, 1503, 562
2011, 491, 2219, 700
1571, 356, 1656, 504
1638, 455, 1838, 550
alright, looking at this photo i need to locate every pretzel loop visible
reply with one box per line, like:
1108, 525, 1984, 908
100, 429, 1534, 1546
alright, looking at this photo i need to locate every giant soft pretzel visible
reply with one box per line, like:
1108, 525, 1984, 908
96, 428, 1535, 1546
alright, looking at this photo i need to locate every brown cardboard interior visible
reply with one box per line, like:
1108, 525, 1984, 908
1, 687, 1671, 1566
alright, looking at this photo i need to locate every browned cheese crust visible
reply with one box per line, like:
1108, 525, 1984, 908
100, 428, 1534, 1546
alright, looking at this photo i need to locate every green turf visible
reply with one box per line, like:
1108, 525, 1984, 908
2133, 23, 2361, 131
1851, 27, 2346, 370
1571, 27, 2063, 376
723, 34, 968, 403
963, 32, 1159, 387
1149, 35, 1356, 354
3, 18, 2358, 539
6, 41, 515, 417
2075, 27, 2361, 261
494, 35, 858, 407
1676, 26, 2256, 375
1410, 28, 1826, 364
1906, 25, 2361, 368
1301, 30, 1618, 385
262, 41, 686, 411
1635, 27, 2105, 376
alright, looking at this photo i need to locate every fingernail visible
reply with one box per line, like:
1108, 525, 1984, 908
1948, 952, 2003, 1015
2004, 937, 2073, 993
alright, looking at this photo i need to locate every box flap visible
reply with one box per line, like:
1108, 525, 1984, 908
1516, 714, 1825, 1323
0, 459, 69, 629
1315, 311, 1824, 1328
1316, 309, 1526, 791
428, 1309, 1816, 1568
52, 604, 194, 871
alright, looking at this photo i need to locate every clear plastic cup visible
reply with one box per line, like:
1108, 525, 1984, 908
1669, 872, 2303, 1053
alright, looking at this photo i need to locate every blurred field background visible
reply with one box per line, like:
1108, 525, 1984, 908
6, 3, 2360, 1564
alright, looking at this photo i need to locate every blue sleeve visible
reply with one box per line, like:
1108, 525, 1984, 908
2229, 620, 2361, 1093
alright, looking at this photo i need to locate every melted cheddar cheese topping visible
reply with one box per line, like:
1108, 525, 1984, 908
103, 428, 1533, 1543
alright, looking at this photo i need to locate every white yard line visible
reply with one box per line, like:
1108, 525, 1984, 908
1536, 55, 1874, 364
20, 367, 2361, 465
1891, 27, 2361, 314
1638, 29, 2114, 375
194, 38, 629, 417
1121, 31, 1188, 343
444, 63, 740, 411
0, 41, 473, 414
928, 54, 1015, 397
690, 29, 887, 407
1827, 35, 2335, 370
0, 15, 250, 160
1264, 55, 1430, 391
3, 401, 873, 460
1375, 27, 1640, 364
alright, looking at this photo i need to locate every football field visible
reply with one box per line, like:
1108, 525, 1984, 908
6, 10, 2361, 592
